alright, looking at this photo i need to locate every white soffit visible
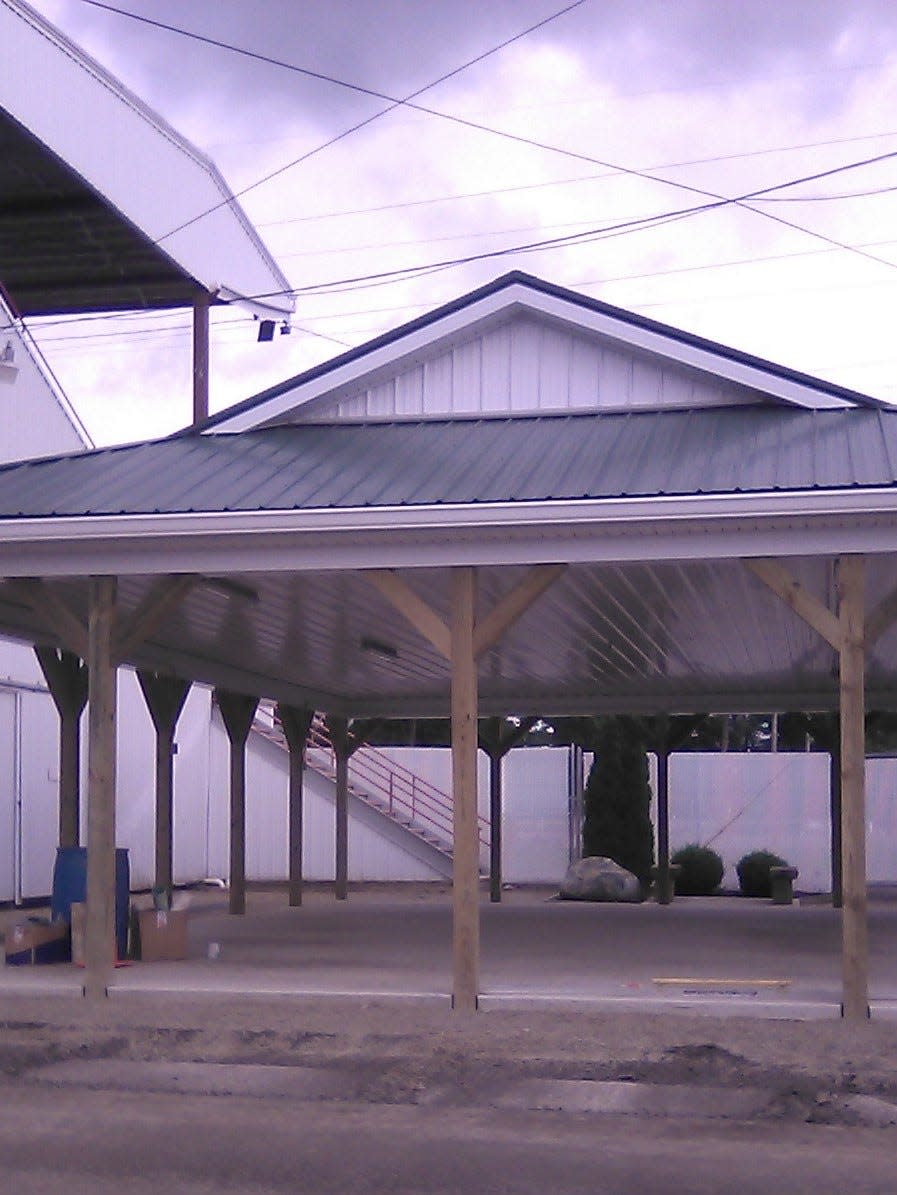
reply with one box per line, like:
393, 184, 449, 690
0, 0, 293, 317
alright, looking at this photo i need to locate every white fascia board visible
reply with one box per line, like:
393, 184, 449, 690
213, 280, 852, 431
516, 287, 852, 409
0, 0, 292, 316
0, 488, 896, 576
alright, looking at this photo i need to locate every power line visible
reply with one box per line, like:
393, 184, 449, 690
76, 0, 897, 286
78, 0, 592, 242
755, 183, 897, 203
257, 128, 897, 229
8, 145, 897, 343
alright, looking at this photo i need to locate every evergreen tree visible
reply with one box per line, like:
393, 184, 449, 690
582, 715, 654, 884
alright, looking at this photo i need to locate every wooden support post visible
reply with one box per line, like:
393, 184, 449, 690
328, 715, 350, 901
838, 556, 868, 1021
192, 293, 210, 426
279, 705, 314, 907
137, 672, 191, 898
34, 647, 88, 848
84, 578, 117, 1001
216, 690, 258, 916
451, 567, 479, 1012
656, 749, 672, 905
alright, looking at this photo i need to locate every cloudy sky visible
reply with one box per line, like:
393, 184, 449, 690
21, 0, 897, 444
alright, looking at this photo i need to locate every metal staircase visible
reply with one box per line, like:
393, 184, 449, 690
251, 709, 490, 868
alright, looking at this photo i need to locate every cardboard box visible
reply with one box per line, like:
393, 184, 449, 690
4, 918, 69, 966
137, 908, 188, 961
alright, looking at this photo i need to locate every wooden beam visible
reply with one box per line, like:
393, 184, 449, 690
114, 576, 195, 663
84, 577, 117, 1001
866, 583, 897, 649
745, 558, 841, 650
364, 570, 451, 659
278, 705, 314, 907
837, 556, 869, 1021
9, 579, 88, 659
473, 565, 566, 658
193, 292, 210, 426
137, 671, 191, 897
216, 690, 259, 916
451, 567, 479, 1012
34, 647, 88, 848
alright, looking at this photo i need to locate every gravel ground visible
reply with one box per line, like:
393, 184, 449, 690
3, 884, 897, 1126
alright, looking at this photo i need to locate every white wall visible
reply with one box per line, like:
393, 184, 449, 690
205, 718, 446, 884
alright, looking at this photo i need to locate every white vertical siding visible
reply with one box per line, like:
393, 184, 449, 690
502, 748, 569, 883
0, 691, 15, 900
0, 316, 87, 464
312, 314, 760, 422
666, 752, 834, 892
17, 691, 60, 900
204, 728, 446, 884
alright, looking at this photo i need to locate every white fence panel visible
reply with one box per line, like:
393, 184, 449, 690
502, 748, 569, 883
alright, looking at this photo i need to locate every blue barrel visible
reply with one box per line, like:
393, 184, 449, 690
51, 846, 130, 960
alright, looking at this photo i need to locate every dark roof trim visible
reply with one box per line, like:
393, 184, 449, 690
191, 271, 886, 432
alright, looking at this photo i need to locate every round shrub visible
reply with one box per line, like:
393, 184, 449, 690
736, 850, 788, 898
670, 844, 724, 895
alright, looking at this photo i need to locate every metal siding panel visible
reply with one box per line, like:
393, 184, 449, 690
451, 339, 482, 414
668, 753, 831, 892
18, 690, 59, 900
631, 358, 663, 408
598, 345, 633, 406
658, 368, 694, 409
0, 692, 15, 901
423, 351, 454, 413
569, 335, 601, 408
366, 378, 397, 416
537, 325, 572, 410
502, 748, 570, 883
480, 324, 512, 412
509, 321, 540, 411
394, 364, 424, 414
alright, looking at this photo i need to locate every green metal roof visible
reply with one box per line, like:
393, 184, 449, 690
0, 406, 895, 520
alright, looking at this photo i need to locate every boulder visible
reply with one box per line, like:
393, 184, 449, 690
559, 856, 642, 902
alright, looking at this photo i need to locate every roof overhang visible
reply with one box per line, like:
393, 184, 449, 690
0, 0, 293, 317
0, 487, 896, 577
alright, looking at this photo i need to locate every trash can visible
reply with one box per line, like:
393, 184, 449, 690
51, 846, 130, 960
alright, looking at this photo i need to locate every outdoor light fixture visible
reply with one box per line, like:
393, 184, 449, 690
257, 319, 275, 342
280, 320, 291, 336
360, 635, 399, 660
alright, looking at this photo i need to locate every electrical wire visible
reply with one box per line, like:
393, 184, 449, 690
74, 0, 897, 281
77, 0, 592, 242
256, 128, 897, 229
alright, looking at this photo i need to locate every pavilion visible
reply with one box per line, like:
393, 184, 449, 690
0, 271, 894, 1020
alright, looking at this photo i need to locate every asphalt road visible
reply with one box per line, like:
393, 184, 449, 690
1, 1078, 895, 1195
